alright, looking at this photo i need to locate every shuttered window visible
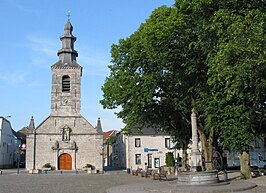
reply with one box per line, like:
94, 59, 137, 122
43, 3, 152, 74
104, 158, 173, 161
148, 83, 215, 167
62, 75, 70, 92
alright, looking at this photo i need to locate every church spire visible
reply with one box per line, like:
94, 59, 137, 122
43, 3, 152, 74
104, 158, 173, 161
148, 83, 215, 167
96, 117, 103, 133
57, 14, 78, 65
28, 116, 35, 131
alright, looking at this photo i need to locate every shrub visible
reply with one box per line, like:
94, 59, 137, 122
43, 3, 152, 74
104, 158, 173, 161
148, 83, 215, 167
43, 163, 51, 168
166, 152, 175, 167
84, 164, 93, 168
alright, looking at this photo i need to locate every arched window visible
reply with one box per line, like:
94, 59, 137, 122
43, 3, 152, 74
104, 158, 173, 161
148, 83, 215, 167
62, 75, 70, 92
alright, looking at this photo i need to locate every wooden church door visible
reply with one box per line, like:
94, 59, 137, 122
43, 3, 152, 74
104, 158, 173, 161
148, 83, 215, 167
58, 153, 72, 170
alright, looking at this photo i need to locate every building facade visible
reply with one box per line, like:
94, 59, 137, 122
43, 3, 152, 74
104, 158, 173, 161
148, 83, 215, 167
103, 130, 117, 167
114, 128, 181, 171
0, 116, 20, 168
26, 20, 103, 172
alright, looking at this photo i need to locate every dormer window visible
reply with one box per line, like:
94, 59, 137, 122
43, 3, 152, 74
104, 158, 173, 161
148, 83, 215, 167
62, 75, 70, 92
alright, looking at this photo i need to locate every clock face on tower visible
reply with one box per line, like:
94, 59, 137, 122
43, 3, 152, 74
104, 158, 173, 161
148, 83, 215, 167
62, 96, 71, 106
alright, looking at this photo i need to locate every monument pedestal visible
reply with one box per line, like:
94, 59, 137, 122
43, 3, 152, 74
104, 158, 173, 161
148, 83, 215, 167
177, 171, 219, 185
29, 169, 41, 174
190, 151, 202, 172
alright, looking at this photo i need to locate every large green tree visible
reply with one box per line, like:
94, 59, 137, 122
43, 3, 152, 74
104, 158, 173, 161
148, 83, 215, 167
199, 1, 266, 179
101, 0, 265, 176
101, 4, 214, 171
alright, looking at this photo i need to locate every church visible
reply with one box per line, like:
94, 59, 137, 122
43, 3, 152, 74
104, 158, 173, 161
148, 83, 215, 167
26, 19, 103, 172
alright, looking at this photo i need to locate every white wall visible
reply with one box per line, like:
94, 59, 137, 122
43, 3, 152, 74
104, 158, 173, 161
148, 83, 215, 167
0, 117, 16, 168
117, 133, 182, 171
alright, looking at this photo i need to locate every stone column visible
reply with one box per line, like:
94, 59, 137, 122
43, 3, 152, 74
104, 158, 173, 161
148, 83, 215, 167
33, 128, 36, 170
190, 109, 202, 172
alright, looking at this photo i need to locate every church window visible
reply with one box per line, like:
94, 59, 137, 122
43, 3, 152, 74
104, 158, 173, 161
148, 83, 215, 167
62, 75, 70, 92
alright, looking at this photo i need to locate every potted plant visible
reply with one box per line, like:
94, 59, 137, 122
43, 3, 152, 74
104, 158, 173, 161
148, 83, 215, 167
83, 164, 93, 173
42, 163, 52, 171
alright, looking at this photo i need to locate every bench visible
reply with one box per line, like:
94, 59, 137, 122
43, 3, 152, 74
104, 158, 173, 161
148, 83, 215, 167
141, 169, 152, 178
152, 169, 167, 181
132, 168, 142, 176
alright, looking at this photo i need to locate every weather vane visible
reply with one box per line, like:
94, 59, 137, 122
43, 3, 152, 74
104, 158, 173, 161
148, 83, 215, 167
67, 11, 71, 21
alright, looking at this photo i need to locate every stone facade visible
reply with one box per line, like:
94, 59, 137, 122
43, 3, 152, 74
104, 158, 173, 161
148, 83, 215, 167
26, 20, 103, 172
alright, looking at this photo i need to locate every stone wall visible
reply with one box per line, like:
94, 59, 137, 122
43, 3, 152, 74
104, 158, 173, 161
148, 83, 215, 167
26, 116, 103, 171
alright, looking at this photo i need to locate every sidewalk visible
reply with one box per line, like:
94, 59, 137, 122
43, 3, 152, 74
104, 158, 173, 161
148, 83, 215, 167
107, 170, 266, 193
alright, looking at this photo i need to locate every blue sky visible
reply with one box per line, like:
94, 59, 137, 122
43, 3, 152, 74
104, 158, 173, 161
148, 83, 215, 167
0, 0, 174, 131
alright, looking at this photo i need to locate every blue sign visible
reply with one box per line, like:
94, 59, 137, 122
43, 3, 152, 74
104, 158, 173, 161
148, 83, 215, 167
144, 148, 158, 152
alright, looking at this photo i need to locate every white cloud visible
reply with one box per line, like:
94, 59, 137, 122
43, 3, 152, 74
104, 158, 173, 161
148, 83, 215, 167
26, 34, 58, 68
5, 0, 39, 15
27, 80, 40, 87
0, 71, 27, 85
77, 47, 110, 77
26, 35, 58, 57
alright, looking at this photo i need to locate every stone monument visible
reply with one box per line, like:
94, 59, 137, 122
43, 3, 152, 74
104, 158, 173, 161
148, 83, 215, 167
177, 109, 219, 185
190, 109, 202, 172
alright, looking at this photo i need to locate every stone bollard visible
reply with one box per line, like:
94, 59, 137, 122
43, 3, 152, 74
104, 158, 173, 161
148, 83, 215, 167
223, 170, 228, 181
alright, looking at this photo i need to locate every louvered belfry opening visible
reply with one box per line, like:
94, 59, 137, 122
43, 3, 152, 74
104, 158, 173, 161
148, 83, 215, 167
62, 75, 70, 92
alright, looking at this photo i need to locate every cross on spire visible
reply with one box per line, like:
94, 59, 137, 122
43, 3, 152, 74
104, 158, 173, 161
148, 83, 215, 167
67, 11, 71, 21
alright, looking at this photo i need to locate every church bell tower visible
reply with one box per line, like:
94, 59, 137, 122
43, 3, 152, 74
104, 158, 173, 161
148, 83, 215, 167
50, 19, 82, 116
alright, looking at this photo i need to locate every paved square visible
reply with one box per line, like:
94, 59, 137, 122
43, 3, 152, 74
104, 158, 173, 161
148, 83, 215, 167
0, 170, 151, 193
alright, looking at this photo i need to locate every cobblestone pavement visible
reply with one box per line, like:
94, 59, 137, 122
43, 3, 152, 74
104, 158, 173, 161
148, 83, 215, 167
0, 169, 152, 193
0, 169, 265, 193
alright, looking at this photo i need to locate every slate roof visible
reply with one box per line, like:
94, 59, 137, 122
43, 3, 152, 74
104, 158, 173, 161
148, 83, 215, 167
52, 60, 81, 68
130, 127, 167, 135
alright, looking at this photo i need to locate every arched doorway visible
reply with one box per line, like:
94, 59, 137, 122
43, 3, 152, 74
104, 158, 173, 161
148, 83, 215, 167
58, 153, 72, 170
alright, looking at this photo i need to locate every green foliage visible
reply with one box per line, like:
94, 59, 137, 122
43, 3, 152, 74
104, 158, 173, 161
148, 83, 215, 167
101, 0, 265, 158
101, 5, 201, 148
200, 0, 266, 152
84, 164, 93, 168
166, 152, 175, 167
105, 135, 117, 145
42, 163, 51, 168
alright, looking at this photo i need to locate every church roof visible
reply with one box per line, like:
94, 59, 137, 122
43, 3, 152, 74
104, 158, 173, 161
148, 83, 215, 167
53, 19, 80, 68
52, 60, 81, 68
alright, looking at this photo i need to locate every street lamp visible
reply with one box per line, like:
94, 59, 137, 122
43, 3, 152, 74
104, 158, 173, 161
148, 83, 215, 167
17, 145, 21, 174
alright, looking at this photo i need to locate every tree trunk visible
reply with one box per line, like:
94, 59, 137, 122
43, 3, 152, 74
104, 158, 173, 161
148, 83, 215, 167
198, 125, 214, 171
240, 151, 251, 179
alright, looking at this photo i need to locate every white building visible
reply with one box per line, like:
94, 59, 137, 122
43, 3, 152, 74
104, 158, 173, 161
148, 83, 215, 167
0, 116, 19, 168
114, 128, 182, 171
